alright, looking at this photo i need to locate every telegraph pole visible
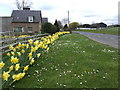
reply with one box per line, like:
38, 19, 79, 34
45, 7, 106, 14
68, 10, 69, 26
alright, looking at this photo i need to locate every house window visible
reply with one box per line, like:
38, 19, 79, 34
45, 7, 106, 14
28, 16, 33, 22
28, 27, 32, 32
13, 27, 24, 32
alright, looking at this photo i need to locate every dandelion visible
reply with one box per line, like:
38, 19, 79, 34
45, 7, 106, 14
2, 71, 10, 81
0, 61, 5, 69
15, 64, 20, 71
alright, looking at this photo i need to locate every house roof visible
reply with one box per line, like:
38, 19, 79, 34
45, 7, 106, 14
11, 9, 42, 23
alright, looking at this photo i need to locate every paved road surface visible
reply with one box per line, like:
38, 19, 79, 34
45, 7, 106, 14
73, 31, 119, 49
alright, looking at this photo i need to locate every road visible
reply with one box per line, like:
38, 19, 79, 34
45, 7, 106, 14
72, 31, 119, 49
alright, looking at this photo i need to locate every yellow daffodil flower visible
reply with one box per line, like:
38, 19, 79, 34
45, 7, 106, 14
37, 53, 41, 58
17, 52, 21, 56
18, 43, 22, 47
9, 65, 14, 71
21, 49, 25, 53
9, 45, 14, 50
0, 61, 5, 69
7, 53, 10, 56
15, 64, 20, 71
28, 39, 33, 44
23, 65, 29, 72
10, 56, 19, 63
11, 52, 15, 56
2, 71, 10, 81
28, 52, 32, 58
26, 44, 29, 49
13, 48, 16, 52
12, 73, 25, 81
30, 58, 35, 65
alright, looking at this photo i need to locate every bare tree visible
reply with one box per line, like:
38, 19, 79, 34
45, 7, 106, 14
16, 0, 33, 10
61, 18, 68, 26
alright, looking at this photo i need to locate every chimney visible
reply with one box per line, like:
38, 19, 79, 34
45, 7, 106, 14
23, 7, 30, 10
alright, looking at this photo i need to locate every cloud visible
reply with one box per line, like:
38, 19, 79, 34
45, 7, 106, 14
0, 0, 119, 25
39, 4, 55, 11
84, 15, 99, 17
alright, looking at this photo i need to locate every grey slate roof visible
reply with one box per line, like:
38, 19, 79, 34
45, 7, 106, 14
11, 10, 41, 23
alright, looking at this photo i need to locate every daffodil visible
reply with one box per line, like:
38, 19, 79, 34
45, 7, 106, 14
2, 71, 10, 81
11, 52, 15, 56
21, 49, 25, 53
16, 46, 20, 49
23, 65, 29, 72
30, 58, 35, 65
13, 48, 16, 52
39, 41, 43, 45
28, 39, 33, 44
0, 61, 5, 69
37, 53, 41, 58
9, 45, 14, 50
34, 40, 39, 46
15, 64, 20, 71
7, 53, 10, 56
12, 73, 25, 81
26, 44, 29, 49
9, 65, 14, 71
28, 52, 32, 58
46, 47, 49, 51
18, 43, 22, 47
10, 56, 19, 63
17, 52, 21, 56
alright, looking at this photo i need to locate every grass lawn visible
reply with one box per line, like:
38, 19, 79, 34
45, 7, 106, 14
3, 34, 118, 88
74, 27, 119, 35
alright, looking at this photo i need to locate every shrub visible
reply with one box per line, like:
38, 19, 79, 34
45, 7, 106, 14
41, 22, 57, 34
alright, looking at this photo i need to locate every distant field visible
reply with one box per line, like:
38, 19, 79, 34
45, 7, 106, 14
74, 27, 119, 35
9, 34, 118, 88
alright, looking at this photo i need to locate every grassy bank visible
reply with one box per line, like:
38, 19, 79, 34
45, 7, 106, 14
4, 34, 118, 88
74, 27, 119, 35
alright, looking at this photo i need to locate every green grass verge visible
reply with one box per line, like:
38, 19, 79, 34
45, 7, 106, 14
4, 34, 118, 88
74, 27, 119, 35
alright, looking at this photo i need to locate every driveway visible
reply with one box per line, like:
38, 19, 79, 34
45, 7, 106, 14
72, 31, 119, 49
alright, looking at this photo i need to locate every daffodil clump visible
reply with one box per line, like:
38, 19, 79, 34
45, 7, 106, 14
2, 35, 29, 39
0, 31, 70, 87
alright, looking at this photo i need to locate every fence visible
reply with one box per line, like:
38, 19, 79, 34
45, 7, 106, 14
0, 34, 48, 52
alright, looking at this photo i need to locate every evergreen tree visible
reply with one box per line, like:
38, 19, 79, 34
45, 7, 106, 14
54, 20, 60, 32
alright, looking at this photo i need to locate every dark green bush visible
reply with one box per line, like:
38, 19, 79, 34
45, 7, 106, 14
41, 22, 57, 34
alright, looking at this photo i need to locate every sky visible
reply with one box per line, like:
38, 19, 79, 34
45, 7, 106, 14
0, 0, 119, 25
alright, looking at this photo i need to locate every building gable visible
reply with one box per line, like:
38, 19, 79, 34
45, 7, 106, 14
11, 9, 42, 23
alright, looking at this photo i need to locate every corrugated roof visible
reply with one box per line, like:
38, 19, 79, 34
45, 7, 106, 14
11, 10, 41, 23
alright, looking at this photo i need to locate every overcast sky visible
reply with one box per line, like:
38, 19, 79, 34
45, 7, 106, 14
0, 0, 119, 25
